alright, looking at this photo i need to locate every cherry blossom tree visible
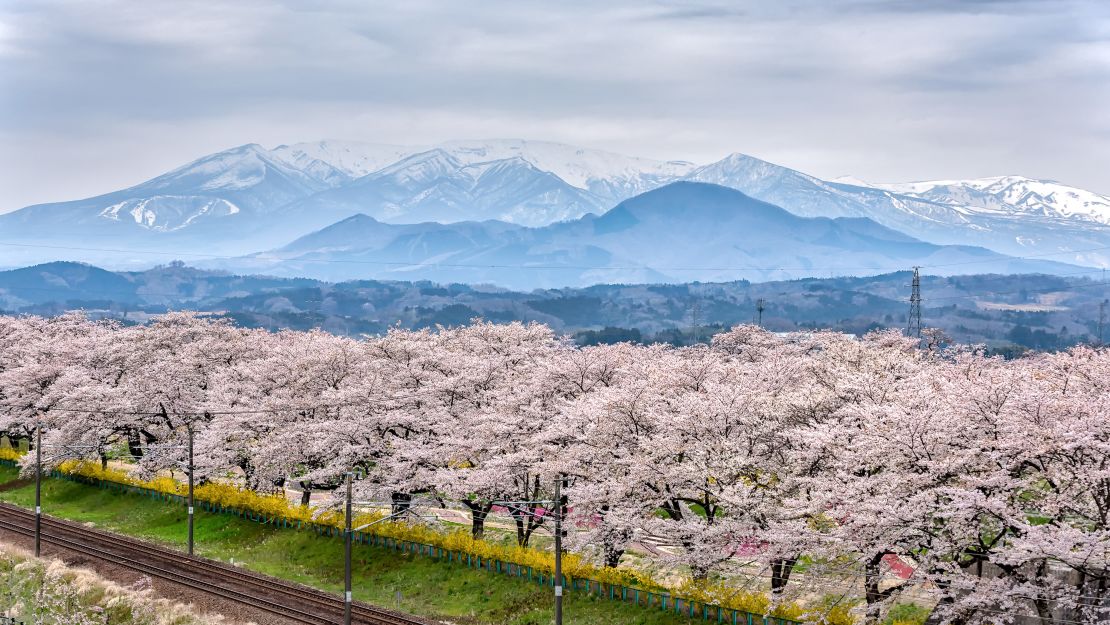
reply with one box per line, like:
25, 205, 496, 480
0, 308, 1107, 623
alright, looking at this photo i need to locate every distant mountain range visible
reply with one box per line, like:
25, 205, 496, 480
0, 260, 1104, 354
221, 183, 1078, 288
1, 138, 1108, 285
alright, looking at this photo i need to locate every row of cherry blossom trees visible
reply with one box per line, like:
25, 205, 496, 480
0, 311, 1107, 624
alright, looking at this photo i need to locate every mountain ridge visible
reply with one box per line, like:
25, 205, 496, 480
2, 139, 1109, 274
0, 259, 1103, 355
217, 182, 1081, 289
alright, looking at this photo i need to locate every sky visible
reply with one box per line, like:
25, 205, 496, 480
0, 0, 1108, 211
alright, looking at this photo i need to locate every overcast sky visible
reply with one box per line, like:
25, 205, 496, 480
1, 0, 1108, 210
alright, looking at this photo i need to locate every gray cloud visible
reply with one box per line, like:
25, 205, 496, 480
0, 0, 1108, 210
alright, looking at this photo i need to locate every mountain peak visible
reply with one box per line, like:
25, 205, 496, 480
337, 213, 380, 225
372, 148, 463, 179
719, 152, 769, 164
612, 181, 784, 221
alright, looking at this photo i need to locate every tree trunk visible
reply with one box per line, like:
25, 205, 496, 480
923, 595, 964, 625
1033, 597, 1053, 625
863, 552, 888, 625
771, 556, 798, 596
472, 509, 486, 538
598, 506, 630, 568
299, 482, 311, 506
391, 492, 413, 517
602, 526, 631, 568
1031, 560, 1054, 625
604, 545, 625, 568
1076, 573, 1107, 624
514, 515, 527, 546
237, 457, 257, 490
690, 559, 710, 582
660, 499, 683, 521
127, 430, 144, 460
463, 501, 491, 539
862, 551, 913, 624
510, 505, 545, 547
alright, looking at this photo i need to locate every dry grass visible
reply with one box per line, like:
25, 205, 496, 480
0, 542, 237, 625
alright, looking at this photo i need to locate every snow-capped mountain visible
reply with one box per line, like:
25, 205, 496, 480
863, 176, 1110, 226
433, 139, 695, 202
684, 156, 1110, 269
267, 138, 696, 194
279, 148, 611, 228
1, 139, 1108, 275
0, 143, 327, 241
268, 141, 419, 184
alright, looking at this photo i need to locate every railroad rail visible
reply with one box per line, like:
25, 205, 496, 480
0, 503, 428, 625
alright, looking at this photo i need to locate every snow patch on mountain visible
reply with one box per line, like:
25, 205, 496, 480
139, 144, 319, 194
437, 139, 695, 189
862, 176, 1110, 226
270, 139, 694, 199
97, 196, 241, 231
270, 140, 419, 182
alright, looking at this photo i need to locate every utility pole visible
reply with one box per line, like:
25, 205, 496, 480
907, 267, 922, 339
756, 298, 766, 327
344, 472, 353, 625
187, 426, 195, 556
1098, 299, 1107, 347
34, 422, 41, 558
553, 476, 563, 625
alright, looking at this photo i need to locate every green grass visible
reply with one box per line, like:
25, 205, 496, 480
0, 466, 698, 624
884, 603, 931, 625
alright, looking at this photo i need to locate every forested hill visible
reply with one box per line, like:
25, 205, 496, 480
0, 260, 1106, 353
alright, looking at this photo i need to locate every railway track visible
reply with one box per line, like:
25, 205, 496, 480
0, 503, 428, 625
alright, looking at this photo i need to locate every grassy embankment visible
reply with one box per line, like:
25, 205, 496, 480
0, 542, 225, 624
0, 465, 702, 625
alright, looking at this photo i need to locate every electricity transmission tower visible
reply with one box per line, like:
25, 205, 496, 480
907, 267, 922, 339
755, 298, 766, 327
689, 300, 701, 344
